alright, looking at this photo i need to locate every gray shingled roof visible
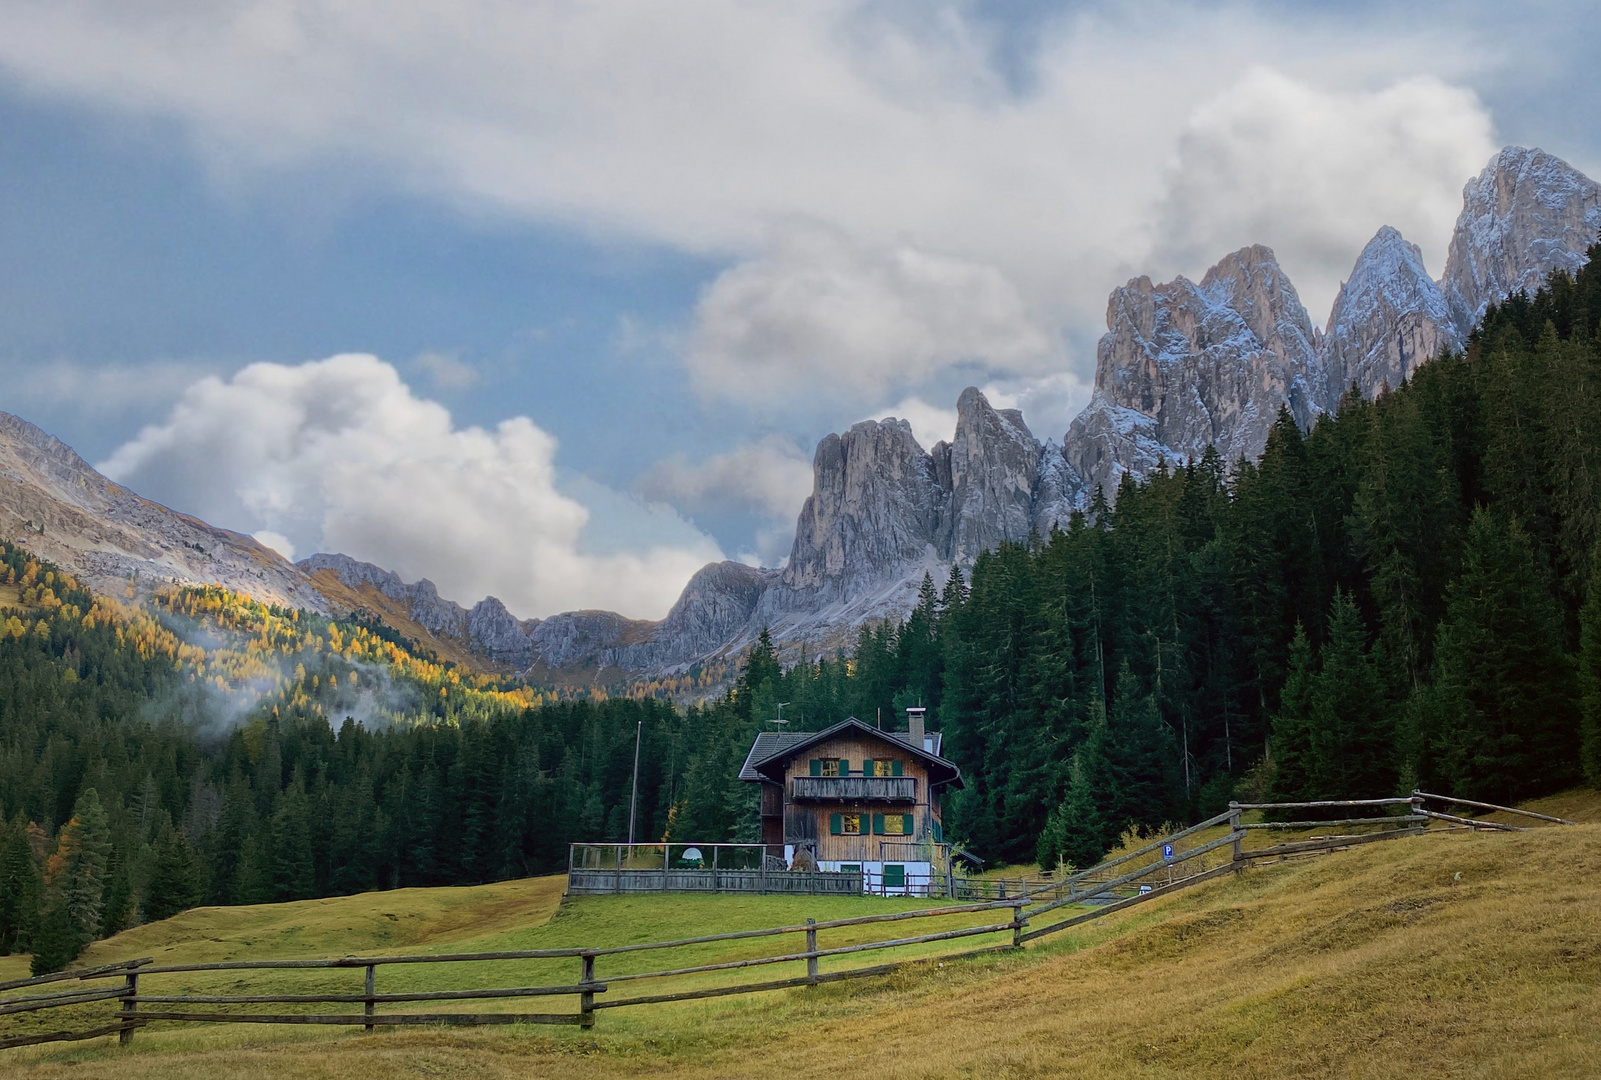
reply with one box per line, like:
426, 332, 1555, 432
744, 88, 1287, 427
738, 717, 956, 787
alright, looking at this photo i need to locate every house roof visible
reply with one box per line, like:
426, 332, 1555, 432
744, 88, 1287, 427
738, 717, 962, 789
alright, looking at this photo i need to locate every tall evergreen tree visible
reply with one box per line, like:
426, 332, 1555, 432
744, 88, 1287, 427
1577, 541, 1601, 787
1432, 510, 1580, 801
1305, 591, 1393, 799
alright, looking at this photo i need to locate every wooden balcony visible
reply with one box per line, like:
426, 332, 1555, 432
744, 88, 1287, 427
789, 776, 917, 802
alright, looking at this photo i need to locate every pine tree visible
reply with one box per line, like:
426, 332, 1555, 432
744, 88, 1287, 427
1267, 624, 1316, 804
143, 815, 205, 923
0, 821, 41, 954
30, 896, 84, 976
1578, 540, 1601, 787
1107, 661, 1179, 829
55, 788, 111, 939
1037, 700, 1117, 869
271, 774, 317, 901
1433, 510, 1580, 801
1305, 591, 1393, 799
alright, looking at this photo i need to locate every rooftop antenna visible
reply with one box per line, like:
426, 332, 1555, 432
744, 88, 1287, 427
773, 702, 791, 728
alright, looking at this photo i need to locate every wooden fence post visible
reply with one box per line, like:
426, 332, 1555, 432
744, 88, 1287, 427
364, 965, 375, 1032
805, 918, 818, 985
118, 971, 138, 1046
1411, 793, 1427, 834
1010, 900, 1027, 949
1229, 803, 1243, 864
580, 954, 596, 1029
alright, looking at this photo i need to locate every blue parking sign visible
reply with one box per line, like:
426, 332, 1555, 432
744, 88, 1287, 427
1162, 844, 1174, 861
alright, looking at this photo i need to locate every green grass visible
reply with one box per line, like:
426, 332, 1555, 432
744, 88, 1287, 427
5, 789, 1600, 1078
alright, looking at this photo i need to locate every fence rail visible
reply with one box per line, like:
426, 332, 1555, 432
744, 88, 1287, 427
2, 789, 1569, 1053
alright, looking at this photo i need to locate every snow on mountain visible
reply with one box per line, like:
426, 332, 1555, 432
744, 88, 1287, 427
1062, 245, 1321, 502
1442, 146, 1601, 336
1320, 226, 1460, 402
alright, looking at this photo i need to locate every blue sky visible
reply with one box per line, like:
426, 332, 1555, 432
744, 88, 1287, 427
0, 0, 1596, 619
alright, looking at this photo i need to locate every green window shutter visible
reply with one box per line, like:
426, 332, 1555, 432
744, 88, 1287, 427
839, 759, 850, 776
810, 759, 822, 777
830, 813, 843, 835
902, 814, 914, 836
933, 820, 944, 841
872, 813, 885, 835
863, 758, 875, 777
891, 760, 903, 777
884, 864, 905, 888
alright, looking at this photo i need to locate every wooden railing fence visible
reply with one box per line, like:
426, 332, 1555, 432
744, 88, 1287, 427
1, 789, 1571, 1053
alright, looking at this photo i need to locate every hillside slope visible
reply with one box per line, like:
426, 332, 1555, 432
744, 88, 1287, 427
8, 796, 1599, 1078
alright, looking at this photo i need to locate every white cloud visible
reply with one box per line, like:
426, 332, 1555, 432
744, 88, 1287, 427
976, 373, 1095, 444
0, 2, 1500, 398
689, 226, 1053, 408
869, 397, 957, 452
97, 354, 721, 620
413, 350, 478, 390
643, 435, 814, 519
1155, 69, 1498, 320
252, 530, 296, 561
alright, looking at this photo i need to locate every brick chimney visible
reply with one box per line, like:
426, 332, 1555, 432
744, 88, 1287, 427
906, 707, 926, 750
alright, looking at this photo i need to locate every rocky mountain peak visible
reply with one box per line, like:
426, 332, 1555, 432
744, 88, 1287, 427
1062, 245, 1321, 503
780, 417, 943, 591
1320, 225, 1459, 402
932, 386, 1042, 563
1199, 244, 1319, 369
1442, 146, 1601, 335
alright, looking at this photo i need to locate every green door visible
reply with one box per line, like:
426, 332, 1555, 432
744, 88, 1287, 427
883, 864, 906, 890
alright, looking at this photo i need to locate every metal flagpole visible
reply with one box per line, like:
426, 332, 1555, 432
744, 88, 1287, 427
627, 720, 642, 846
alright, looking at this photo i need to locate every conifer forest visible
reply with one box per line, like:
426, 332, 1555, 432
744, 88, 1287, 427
3, 251, 1601, 972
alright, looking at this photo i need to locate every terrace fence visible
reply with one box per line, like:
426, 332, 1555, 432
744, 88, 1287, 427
1, 790, 1571, 1053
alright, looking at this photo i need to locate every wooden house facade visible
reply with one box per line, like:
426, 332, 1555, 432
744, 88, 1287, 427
738, 711, 962, 894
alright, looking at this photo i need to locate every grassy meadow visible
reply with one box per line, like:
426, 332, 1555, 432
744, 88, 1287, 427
3, 790, 1599, 1079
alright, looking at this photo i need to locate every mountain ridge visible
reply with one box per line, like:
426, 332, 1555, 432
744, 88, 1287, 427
3, 144, 1596, 687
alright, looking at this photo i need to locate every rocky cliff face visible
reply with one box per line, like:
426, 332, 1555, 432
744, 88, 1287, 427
0, 411, 328, 612
1063, 245, 1320, 501
781, 418, 944, 593
933, 388, 1042, 563
1064, 147, 1600, 505
1320, 226, 1460, 401
1442, 146, 1601, 336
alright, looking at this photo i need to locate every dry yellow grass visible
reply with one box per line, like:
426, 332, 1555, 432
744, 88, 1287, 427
8, 793, 1601, 1079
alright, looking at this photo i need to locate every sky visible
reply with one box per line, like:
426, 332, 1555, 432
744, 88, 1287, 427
0, 0, 1597, 621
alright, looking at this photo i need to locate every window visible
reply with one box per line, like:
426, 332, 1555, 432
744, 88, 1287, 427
870, 813, 915, 836
840, 864, 861, 875
821, 758, 841, 777
842, 813, 863, 835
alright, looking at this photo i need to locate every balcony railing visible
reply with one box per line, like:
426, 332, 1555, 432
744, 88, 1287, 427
789, 776, 917, 802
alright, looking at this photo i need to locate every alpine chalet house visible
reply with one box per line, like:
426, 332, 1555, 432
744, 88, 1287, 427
738, 708, 963, 895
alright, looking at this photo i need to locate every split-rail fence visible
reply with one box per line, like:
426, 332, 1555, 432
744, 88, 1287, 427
0, 790, 1570, 1053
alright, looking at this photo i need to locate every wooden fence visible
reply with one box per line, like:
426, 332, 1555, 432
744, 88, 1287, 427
1, 789, 1571, 1053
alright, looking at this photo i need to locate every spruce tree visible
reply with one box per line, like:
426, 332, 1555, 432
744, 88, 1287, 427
1305, 591, 1393, 799
1433, 510, 1580, 801
30, 896, 84, 976
1037, 700, 1117, 869
143, 815, 205, 922
1107, 661, 1178, 829
56, 788, 111, 939
1578, 540, 1601, 787
1267, 624, 1316, 804
271, 776, 317, 901
0, 822, 41, 954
